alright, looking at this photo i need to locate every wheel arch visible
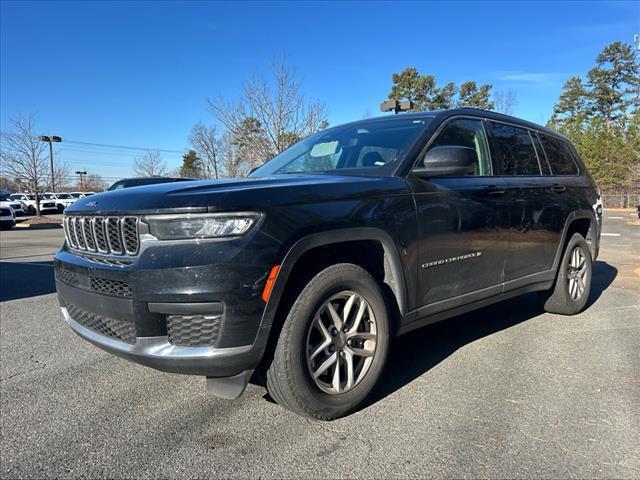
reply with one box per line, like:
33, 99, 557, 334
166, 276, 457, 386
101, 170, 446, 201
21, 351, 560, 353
259, 228, 408, 331
553, 210, 597, 271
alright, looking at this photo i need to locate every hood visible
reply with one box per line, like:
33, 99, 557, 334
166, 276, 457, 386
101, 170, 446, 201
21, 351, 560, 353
67, 174, 408, 215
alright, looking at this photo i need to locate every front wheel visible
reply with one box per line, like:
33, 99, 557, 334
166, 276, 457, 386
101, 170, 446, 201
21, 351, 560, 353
539, 233, 592, 315
265, 263, 389, 420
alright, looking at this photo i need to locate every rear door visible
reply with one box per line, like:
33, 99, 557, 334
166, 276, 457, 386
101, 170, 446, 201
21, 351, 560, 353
486, 122, 567, 283
536, 131, 582, 250
409, 117, 510, 309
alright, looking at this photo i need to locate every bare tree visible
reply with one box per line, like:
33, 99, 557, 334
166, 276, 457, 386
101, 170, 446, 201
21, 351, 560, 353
189, 122, 222, 179
133, 150, 168, 177
493, 89, 518, 115
49, 161, 71, 191
82, 174, 107, 192
208, 56, 328, 176
0, 114, 48, 215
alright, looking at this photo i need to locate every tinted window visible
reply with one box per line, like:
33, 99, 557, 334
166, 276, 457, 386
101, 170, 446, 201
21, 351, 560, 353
428, 118, 492, 176
356, 146, 401, 167
532, 132, 552, 175
538, 133, 579, 175
489, 122, 541, 176
251, 118, 432, 176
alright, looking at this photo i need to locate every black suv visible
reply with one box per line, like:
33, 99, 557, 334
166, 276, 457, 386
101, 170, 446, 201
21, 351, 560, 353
55, 109, 601, 419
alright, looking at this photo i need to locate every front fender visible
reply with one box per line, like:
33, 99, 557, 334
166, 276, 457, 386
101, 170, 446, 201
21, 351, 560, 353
258, 227, 409, 329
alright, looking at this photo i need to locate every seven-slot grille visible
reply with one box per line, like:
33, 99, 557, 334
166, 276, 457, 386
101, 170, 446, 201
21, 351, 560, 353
64, 215, 139, 255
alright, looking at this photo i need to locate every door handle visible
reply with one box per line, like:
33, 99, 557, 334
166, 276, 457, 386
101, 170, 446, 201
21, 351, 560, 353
485, 185, 506, 196
551, 184, 567, 193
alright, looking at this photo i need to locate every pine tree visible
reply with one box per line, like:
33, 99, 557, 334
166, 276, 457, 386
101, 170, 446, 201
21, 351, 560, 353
549, 76, 589, 129
456, 81, 494, 110
549, 41, 639, 193
586, 41, 639, 130
388, 67, 437, 111
179, 150, 204, 178
387, 68, 494, 111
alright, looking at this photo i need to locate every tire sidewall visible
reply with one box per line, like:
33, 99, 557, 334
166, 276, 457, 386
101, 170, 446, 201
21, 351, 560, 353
283, 265, 389, 417
556, 234, 592, 312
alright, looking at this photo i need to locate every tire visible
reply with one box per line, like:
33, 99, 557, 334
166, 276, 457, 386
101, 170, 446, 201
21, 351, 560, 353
28, 205, 35, 215
265, 263, 390, 420
57, 204, 64, 213
538, 233, 592, 315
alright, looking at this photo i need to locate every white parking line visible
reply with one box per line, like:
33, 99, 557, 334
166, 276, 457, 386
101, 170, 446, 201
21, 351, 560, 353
601, 233, 621, 237
606, 216, 623, 220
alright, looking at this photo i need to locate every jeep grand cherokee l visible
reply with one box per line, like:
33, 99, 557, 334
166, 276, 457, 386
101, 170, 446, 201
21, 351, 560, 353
55, 108, 601, 419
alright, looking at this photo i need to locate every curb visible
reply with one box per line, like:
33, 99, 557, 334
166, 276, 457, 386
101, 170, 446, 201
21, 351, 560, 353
14, 222, 62, 230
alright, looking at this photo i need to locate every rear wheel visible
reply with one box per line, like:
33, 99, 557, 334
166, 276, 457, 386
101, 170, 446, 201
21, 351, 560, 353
27, 205, 35, 215
539, 233, 592, 315
265, 263, 389, 420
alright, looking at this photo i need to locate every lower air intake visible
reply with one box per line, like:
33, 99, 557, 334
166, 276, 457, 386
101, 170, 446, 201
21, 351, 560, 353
167, 314, 221, 346
66, 303, 137, 344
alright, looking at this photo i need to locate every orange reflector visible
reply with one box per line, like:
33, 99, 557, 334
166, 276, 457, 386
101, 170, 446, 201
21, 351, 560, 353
261, 265, 281, 302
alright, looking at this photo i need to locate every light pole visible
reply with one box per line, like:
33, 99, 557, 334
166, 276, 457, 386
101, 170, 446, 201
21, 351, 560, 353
76, 170, 87, 190
38, 135, 62, 193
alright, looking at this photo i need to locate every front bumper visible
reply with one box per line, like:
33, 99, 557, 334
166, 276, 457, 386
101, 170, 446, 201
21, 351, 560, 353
54, 229, 281, 378
61, 303, 267, 377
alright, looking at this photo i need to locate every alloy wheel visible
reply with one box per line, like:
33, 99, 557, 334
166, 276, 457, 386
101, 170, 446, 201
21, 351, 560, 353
305, 291, 377, 395
567, 245, 588, 301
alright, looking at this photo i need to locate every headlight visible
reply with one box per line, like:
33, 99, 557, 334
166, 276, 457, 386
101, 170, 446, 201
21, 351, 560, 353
142, 212, 260, 240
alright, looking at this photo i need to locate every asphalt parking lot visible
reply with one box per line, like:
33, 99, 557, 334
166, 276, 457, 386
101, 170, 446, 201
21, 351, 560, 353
1, 212, 639, 479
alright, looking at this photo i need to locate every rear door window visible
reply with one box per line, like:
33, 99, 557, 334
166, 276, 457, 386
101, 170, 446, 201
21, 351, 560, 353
532, 132, 552, 175
538, 133, 579, 175
488, 122, 541, 176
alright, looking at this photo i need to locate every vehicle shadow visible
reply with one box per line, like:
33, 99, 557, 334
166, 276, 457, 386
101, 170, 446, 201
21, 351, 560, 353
586, 260, 618, 308
0, 261, 56, 302
365, 260, 618, 409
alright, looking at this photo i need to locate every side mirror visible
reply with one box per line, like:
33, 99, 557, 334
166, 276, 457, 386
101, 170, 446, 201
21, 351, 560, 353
413, 145, 478, 178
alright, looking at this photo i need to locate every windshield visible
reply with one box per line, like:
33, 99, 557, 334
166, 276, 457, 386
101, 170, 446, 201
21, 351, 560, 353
251, 117, 432, 176
42, 194, 55, 200
56, 193, 72, 199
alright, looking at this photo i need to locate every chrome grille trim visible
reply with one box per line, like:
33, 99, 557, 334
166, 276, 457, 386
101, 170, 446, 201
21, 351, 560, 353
64, 215, 140, 258
81, 218, 97, 252
106, 217, 123, 254
69, 217, 81, 249
62, 217, 72, 247
74, 217, 85, 250
92, 217, 109, 253
121, 216, 139, 255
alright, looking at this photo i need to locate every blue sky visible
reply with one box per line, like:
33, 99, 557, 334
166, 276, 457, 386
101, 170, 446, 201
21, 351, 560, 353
1, 0, 638, 181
